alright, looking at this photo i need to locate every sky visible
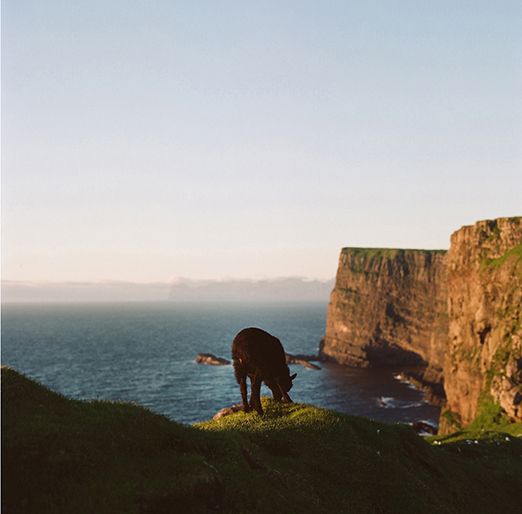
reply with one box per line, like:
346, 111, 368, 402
2, 0, 521, 283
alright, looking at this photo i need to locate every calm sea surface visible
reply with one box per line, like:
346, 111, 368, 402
1, 301, 440, 426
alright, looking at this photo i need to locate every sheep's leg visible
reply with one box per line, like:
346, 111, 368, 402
265, 379, 282, 401
238, 376, 250, 413
250, 375, 264, 415
278, 383, 293, 403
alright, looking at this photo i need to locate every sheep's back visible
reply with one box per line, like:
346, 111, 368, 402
232, 327, 287, 376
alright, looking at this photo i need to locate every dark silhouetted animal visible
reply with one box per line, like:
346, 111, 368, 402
232, 327, 296, 415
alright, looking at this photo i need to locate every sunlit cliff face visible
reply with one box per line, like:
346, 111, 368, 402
321, 247, 447, 370
443, 217, 522, 429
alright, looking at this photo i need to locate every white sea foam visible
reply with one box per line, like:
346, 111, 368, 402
378, 397, 425, 409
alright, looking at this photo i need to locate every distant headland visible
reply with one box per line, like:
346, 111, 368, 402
1, 277, 335, 303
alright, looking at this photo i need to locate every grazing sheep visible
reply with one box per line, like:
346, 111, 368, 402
232, 327, 297, 415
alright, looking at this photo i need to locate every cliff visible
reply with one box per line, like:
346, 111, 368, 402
442, 217, 522, 432
321, 217, 522, 433
319, 248, 448, 379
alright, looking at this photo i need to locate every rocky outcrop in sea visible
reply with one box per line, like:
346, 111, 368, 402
195, 353, 231, 366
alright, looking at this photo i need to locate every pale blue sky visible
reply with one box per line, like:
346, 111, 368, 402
2, 1, 521, 282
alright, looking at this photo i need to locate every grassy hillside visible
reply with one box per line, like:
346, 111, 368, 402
2, 366, 522, 514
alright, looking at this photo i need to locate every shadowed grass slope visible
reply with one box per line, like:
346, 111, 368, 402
2, 366, 522, 513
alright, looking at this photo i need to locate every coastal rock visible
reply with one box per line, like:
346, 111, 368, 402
410, 421, 438, 435
213, 405, 243, 420
397, 371, 446, 407
195, 353, 231, 366
286, 353, 321, 370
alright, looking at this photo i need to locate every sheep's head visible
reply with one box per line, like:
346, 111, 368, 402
279, 372, 297, 392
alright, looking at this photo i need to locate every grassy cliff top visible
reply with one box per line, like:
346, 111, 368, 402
2, 366, 522, 513
341, 247, 447, 259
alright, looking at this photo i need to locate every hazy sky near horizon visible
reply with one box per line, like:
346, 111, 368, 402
3, 1, 521, 283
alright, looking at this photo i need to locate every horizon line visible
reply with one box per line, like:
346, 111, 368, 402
1, 276, 336, 286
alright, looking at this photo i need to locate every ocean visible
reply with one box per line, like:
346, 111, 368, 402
1, 301, 440, 427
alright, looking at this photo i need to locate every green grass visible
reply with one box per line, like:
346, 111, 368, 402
481, 243, 522, 271
466, 392, 512, 431
341, 248, 447, 260
3, 366, 522, 513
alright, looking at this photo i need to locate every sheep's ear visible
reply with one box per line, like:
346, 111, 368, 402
290, 373, 297, 381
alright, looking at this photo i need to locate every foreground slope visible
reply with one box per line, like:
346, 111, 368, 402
2, 367, 522, 514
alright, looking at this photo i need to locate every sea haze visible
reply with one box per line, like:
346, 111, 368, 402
1, 277, 334, 303
1, 301, 440, 426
